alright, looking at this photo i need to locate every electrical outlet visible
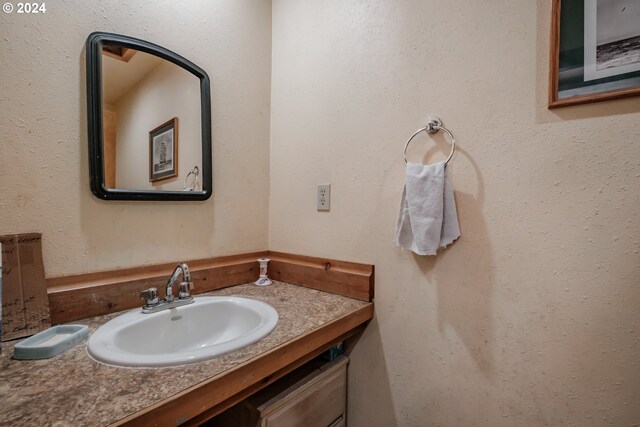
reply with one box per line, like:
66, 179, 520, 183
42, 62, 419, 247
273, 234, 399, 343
317, 184, 331, 211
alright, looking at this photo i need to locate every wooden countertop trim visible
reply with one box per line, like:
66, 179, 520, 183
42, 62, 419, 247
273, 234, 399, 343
47, 253, 267, 324
267, 251, 374, 302
267, 251, 373, 276
112, 304, 374, 426
47, 251, 269, 291
46, 251, 374, 324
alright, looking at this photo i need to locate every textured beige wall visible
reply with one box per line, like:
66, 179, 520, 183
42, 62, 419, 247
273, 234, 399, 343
114, 61, 201, 191
1, 0, 639, 425
270, 1, 640, 425
0, 0, 272, 277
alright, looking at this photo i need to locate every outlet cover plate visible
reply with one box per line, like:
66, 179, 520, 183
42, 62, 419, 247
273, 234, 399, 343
317, 184, 331, 211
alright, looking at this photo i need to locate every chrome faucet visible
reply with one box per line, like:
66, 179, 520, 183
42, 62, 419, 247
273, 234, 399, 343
139, 262, 195, 314
165, 262, 192, 302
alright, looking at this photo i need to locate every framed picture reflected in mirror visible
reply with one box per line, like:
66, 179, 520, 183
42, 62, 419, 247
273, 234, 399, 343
149, 117, 178, 182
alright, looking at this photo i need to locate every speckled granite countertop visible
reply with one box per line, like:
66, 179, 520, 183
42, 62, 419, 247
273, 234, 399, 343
0, 281, 369, 427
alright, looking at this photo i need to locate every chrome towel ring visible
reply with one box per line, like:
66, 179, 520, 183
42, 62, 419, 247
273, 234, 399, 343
403, 116, 456, 165
184, 166, 200, 191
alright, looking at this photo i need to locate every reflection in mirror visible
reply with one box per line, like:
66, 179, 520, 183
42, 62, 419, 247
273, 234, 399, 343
101, 44, 202, 191
86, 32, 211, 201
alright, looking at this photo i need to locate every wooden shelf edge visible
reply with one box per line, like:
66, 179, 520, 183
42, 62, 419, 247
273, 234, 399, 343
47, 251, 269, 292
46, 250, 374, 326
267, 251, 373, 276
47, 255, 266, 324
110, 304, 374, 427
267, 251, 374, 302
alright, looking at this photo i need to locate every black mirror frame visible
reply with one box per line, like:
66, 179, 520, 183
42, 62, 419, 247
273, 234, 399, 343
86, 32, 212, 201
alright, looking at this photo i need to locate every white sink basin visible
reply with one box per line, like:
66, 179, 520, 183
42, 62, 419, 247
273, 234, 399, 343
87, 296, 278, 367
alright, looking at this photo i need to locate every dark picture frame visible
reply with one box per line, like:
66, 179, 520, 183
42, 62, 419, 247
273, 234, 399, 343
149, 117, 179, 182
549, 0, 640, 108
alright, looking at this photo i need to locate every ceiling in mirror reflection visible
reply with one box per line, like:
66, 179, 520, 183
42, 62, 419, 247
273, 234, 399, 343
101, 46, 202, 192
102, 50, 163, 104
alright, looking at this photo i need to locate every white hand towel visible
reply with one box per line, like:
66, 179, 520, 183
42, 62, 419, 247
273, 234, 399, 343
395, 161, 461, 255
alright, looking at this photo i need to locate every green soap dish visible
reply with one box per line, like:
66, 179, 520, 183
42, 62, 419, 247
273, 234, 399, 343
13, 325, 89, 360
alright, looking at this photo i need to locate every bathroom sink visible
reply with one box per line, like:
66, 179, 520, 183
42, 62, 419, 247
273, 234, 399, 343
87, 296, 278, 367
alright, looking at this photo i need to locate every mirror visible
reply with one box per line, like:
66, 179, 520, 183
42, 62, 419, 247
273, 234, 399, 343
86, 32, 212, 200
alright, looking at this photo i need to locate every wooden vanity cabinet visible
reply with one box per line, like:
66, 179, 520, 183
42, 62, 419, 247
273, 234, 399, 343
206, 356, 348, 427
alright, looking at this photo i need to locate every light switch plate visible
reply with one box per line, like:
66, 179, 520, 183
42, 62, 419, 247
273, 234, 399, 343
317, 184, 331, 211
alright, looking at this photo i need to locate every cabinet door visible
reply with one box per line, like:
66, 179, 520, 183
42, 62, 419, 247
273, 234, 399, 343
263, 364, 346, 427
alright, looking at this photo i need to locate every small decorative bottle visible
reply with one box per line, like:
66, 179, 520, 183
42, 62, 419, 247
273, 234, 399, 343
254, 258, 273, 286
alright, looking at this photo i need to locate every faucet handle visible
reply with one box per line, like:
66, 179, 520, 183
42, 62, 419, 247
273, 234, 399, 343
140, 287, 159, 306
178, 281, 194, 299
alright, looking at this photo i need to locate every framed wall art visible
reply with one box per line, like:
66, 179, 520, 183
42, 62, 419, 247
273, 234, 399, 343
149, 117, 178, 182
549, 0, 640, 108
